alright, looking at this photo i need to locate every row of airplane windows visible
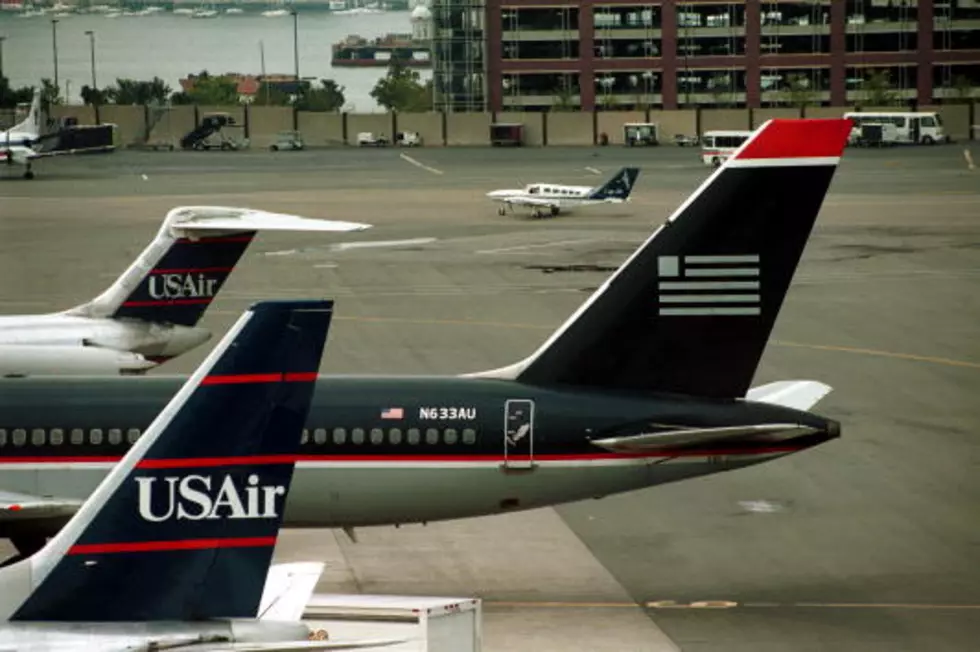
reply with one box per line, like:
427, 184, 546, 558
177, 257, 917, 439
0, 427, 479, 448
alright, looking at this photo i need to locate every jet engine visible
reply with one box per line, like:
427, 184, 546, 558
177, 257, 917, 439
0, 345, 156, 377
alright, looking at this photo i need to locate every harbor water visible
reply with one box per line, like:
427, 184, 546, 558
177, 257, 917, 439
0, 8, 431, 111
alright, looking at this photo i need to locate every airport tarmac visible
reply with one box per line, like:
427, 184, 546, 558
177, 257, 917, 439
1, 144, 979, 651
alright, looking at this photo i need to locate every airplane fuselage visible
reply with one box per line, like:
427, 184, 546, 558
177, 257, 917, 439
0, 314, 211, 375
0, 375, 838, 538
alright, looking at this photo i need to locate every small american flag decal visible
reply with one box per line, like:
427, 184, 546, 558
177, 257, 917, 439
381, 407, 404, 420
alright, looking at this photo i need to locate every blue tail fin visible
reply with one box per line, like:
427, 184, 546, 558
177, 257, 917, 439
7, 299, 334, 622
587, 167, 640, 201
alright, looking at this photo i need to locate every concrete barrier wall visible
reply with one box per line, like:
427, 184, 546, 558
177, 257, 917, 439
446, 112, 491, 145
546, 112, 593, 146
146, 105, 196, 147
496, 112, 544, 146
803, 106, 851, 119
247, 106, 294, 148
98, 105, 146, 146
701, 108, 751, 132
297, 112, 344, 145
752, 107, 802, 127
925, 104, 972, 141
394, 112, 444, 146
346, 113, 395, 145
649, 109, 697, 141
49, 104, 97, 126
595, 111, 646, 144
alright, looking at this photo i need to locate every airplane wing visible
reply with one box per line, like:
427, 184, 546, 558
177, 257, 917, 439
195, 639, 409, 651
27, 145, 116, 159
171, 206, 372, 234
745, 380, 833, 411
0, 489, 82, 521
498, 196, 557, 208
590, 423, 819, 452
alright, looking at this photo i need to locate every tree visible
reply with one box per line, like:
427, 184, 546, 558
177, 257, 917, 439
184, 76, 239, 105
783, 73, 816, 108
370, 61, 432, 112
110, 77, 172, 105
0, 77, 35, 109
295, 79, 346, 112
40, 78, 60, 107
80, 84, 111, 105
861, 70, 897, 107
951, 74, 975, 103
256, 82, 294, 106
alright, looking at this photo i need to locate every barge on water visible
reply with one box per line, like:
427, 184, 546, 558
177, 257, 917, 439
331, 33, 431, 68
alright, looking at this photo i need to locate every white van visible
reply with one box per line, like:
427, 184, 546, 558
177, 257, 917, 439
843, 112, 946, 145
700, 130, 752, 167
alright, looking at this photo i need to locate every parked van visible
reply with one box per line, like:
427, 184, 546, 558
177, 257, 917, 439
843, 112, 946, 145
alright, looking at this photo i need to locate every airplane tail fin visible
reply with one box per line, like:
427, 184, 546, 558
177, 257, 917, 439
473, 119, 851, 399
65, 206, 369, 328
6, 89, 41, 141
0, 299, 334, 622
587, 167, 640, 201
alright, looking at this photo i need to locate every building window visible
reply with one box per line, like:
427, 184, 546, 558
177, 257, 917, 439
933, 64, 980, 101
846, 66, 916, 103
594, 5, 660, 30
503, 40, 579, 61
845, 0, 917, 25
502, 6, 578, 32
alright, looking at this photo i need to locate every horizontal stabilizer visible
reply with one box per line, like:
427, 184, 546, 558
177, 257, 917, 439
0, 491, 82, 522
259, 562, 326, 622
746, 380, 832, 411
171, 206, 372, 234
591, 423, 819, 452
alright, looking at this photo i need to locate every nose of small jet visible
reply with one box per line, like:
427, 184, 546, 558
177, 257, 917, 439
486, 190, 507, 199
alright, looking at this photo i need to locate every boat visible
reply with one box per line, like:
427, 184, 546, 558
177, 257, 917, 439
331, 33, 430, 68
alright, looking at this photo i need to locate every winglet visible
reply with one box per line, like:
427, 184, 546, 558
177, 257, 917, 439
730, 118, 853, 165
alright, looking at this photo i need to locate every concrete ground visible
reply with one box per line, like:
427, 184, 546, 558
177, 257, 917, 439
1, 143, 978, 651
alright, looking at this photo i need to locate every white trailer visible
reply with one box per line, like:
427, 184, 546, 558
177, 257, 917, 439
304, 594, 482, 652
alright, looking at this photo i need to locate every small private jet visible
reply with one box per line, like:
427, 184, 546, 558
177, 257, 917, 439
1, 89, 114, 180
486, 166, 640, 218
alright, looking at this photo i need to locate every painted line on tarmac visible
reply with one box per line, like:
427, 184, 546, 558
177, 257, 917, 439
477, 238, 602, 255
646, 600, 980, 611
331, 238, 437, 252
400, 153, 443, 175
487, 600, 641, 610
585, 166, 602, 174
772, 339, 980, 370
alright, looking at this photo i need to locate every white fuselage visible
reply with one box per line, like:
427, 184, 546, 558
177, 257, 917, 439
0, 619, 312, 651
0, 314, 211, 375
487, 183, 618, 211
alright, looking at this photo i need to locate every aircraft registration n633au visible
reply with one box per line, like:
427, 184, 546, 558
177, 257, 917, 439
0, 119, 853, 559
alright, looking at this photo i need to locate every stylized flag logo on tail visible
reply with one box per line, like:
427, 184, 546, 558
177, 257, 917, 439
657, 255, 761, 316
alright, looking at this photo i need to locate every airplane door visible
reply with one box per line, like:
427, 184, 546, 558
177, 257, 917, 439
503, 399, 535, 470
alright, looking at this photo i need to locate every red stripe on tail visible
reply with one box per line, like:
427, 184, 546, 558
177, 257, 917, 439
200, 372, 318, 385
735, 119, 853, 160
68, 536, 277, 555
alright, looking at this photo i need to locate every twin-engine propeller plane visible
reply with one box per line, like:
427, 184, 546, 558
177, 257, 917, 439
0, 297, 403, 650
0, 206, 370, 377
486, 166, 640, 218
0, 89, 114, 180
0, 119, 852, 560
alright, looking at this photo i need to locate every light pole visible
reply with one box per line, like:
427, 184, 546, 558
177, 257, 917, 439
51, 19, 59, 97
0, 36, 6, 81
290, 9, 299, 85
84, 30, 97, 90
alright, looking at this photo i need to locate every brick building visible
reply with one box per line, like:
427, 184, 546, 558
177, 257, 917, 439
431, 0, 980, 113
